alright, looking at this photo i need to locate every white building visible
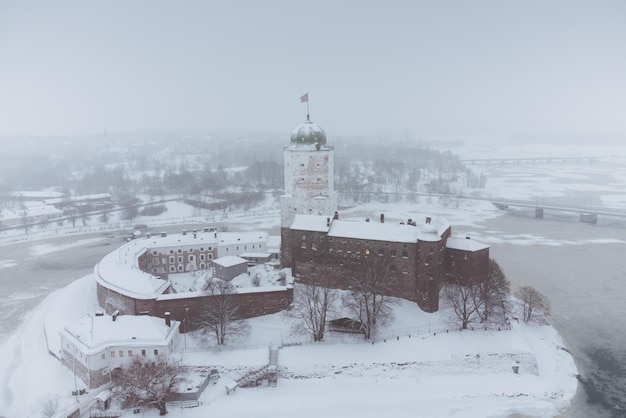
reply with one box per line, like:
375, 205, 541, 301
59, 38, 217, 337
60, 313, 180, 388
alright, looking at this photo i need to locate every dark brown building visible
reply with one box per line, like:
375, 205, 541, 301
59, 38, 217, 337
282, 213, 489, 313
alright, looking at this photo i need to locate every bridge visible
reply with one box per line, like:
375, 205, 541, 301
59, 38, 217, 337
460, 155, 616, 165
489, 198, 626, 223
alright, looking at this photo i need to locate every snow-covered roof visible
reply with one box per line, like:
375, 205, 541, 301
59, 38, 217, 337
290, 214, 331, 232
141, 230, 218, 248
217, 231, 269, 246
94, 246, 169, 299
328, 220, 421, 243
290, 214, 450, 243
213, 255, 248, 267
446, 236, 489, 252
240, 252, 272, 258
62, 314, 179, 354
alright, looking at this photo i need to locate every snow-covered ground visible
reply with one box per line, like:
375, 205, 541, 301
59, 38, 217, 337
0, 270, 577, 418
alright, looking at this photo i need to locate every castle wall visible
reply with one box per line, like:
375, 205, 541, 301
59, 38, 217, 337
444, 246, 490, 284
97, 283, 137, 315
117, 287, 294, 332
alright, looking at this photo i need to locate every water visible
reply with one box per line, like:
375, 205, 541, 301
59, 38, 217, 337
482, 212, 626, 418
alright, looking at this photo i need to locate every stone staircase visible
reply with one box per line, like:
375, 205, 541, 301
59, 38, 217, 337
236, 346, 279, 388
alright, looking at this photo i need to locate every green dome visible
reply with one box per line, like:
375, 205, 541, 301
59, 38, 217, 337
290, 118, 327, 145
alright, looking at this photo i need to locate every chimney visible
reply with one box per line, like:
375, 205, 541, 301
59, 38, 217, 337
333, 211, 339, 220
146, 232, 151, 238
425, 217, 431, 224
95, 311, 104, 317
164, 312, 171, 327
182, 230, 187, 235
408, 218, 413, 225
112, 310, 120, 321
365, 217, 370, 222
326, 217, 331, 227
161, 232, 167, 237
194, 233, 197, 239
204, 227, 209, 232
466, 236, 471, 240
380, 213, 385, 223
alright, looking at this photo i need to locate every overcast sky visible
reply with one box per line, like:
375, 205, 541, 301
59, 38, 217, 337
1, 1, 625, 138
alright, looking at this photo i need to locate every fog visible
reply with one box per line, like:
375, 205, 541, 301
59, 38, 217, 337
1, 1, 625, 139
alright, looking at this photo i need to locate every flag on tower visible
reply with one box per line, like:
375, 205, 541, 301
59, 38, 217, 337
300, 93, 309, 103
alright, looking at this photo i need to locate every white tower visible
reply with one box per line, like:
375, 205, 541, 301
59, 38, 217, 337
280, 116, 338, 228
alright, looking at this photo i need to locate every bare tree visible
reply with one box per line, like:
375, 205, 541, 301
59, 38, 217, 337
40, 399, 57, 418
111, 356, 187, 416
515, 286, 551, 323
342, 257, 397, 340
287, 282, 338, 341
195, 280, 250, 345
442, 275, 482, 330
475, 258, 511, 324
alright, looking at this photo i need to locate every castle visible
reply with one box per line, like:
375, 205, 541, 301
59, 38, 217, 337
66, 113, 489, 388
280, 116, 490, 312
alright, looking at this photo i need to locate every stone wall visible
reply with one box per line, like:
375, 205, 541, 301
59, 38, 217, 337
119, 287, 294, 332
97, 284, 137, 315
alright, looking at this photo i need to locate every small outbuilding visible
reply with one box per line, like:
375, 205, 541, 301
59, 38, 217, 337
327, 317, 365, 334
212, 256, 248, 281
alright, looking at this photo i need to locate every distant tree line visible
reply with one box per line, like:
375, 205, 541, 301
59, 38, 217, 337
0, 132, 485, 211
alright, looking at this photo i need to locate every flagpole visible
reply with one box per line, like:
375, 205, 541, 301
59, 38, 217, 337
307, 96, 310, 121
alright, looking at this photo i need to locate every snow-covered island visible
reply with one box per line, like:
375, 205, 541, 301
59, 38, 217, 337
0, 262, 578, 418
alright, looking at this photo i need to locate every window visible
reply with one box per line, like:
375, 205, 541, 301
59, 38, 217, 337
200, 263, 206, 269
128, 350, 133, 356
141, 349, 146, 356
101, 353, 106, 360
178, 264, 183, 272
111, 351, 115, 357
390, 250, 396, 257
390, 265, 397, 274
177, 256, 183, 263
188, 255, 195, 262
402, 267, 409, 275
119, 350, 124, 357
169, 266, 176, 273
378, 248, 384, 256
200, 247, 204, 252
301, 241, 306, 249
365, 249, 370, 255
169, 256, 175, 264
170, 250, 174, 254
208, 247, 212, 251
200, 254, 205, 261
154, 349, 159, 355
451, 261, 456, 267
208, 254, 213, 260
464, 254, 469, 260
402, 251, 408, 258
177, 249, 182, 254
152, 251, 158, 256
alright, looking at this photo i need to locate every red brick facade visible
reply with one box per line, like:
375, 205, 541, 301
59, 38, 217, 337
282, 220, 488, 313
96, 282, 293, 332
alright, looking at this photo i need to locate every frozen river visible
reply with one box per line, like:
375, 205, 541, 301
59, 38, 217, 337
480, 213, 626, 418
1, 212, 625, 417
